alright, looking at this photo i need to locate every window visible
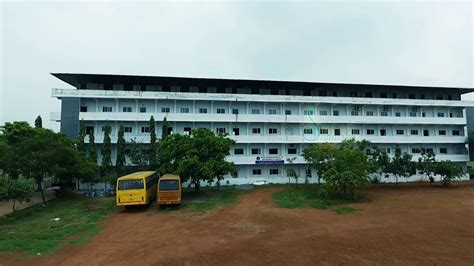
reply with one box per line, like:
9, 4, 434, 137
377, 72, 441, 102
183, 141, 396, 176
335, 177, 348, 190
351, 111, 359, 116
396, 129, 404, 135
268, 128, 278, 134
319, 110, 328, 116
380, 129, 386, 136
167, 127, 173, 135
199, 108, 208, 114
86, 126, 94, 134
386, 148, 391, 154
232, 128, 240, 136
124, 127, 133, 133
412, 148, 421, 153
252, 128, 261, 134
334, 129, 341, 136
253, 169, 262, 175
380, 92, 388, 98
437, 112, 445, 117
285, 110, 292, 115
270, 169, 279, 175
333, 110, 339, 116
304, 128, 313, 135
234, 148, 244, 155
438, 130, 447, 136
453, 130, 460, 136
139, 107, 146, 113
395, 112, 401, 117
304, 109, 314, 116
409, 112, 416, 117
305, 168, 312, 178
232, 109, 239, 115
141, 127, 150, 133
251, 109, 260, 114
422, 112, 426, 117
288, 148, 297, 154
123, 106, 132, 112
217, 108, 226, 114
440, 148, 448, 154
268, 109, 277, 115
365, 149, 371, 155
180, 107, 190, 113
395, 148, 401, 154
251, 148, 261, 155
426, 148, 434, 154
161, 107, 170, 113
351, 129, 360, 135
423, 130, 429, 136
381, 111, 388, 116
365, 92, 373, 98
366, 129, 375, 135
216, 128, 226, 134
80, 106, 88, 112
320, 128, 328, 135
350, 92, 357, 97
410, 129, 419, 135
269, 148, 278, 155
102, 106, 112, 112
408, 94, 416, 99
184, 127, 192, 135
366, 111, 374, 116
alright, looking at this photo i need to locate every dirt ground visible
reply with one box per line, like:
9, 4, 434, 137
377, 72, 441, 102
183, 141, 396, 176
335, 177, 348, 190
4, 182, 474, 266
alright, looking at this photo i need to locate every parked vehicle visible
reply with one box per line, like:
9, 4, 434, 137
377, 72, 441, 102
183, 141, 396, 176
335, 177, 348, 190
116, 171, 159, 207
157, 174, 182, 206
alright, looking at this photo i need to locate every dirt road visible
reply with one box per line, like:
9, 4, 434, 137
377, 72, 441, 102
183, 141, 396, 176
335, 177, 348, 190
8, 183, 474, 265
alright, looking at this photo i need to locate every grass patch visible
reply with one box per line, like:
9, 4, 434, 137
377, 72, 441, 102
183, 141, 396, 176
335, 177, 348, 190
0, 195, 115, 257
181, 186, 243, 212
272, 185, 356, 212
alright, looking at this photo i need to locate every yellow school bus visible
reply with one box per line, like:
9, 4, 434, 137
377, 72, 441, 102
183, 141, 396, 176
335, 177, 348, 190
116, 171, 159, 207
157, 174, 182, 206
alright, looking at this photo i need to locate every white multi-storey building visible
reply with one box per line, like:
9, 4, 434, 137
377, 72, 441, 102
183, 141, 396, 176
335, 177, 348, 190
51, 73, 474, 184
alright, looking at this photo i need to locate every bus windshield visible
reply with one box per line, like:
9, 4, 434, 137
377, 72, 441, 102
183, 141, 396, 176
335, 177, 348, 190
118, 179, 144, 190
159, 180, 179, 191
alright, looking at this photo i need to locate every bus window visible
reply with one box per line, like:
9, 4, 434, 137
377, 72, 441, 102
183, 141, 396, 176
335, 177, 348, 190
159, 180, 179, 190
118, 179, 144, 190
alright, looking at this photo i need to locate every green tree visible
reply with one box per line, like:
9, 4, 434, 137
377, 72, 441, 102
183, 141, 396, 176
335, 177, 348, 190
303, 139, 374, 200
417, 150, 437, 183
159, 128, 236, 192
116, 124, 126, 178
149, 116, 157, 169
0, 175, 36, 211
101, 124, 112, 177
386, 146, 416, 186
434, 161, 463, 186
88, 132, 97, 163
286, 157, 299, 188
77, 119, 86, 155
161, 116, 170, 139
370, 148, 390, 183
0, 122, 35, 179
130, 138, 149, 169
34, 115, 42, 128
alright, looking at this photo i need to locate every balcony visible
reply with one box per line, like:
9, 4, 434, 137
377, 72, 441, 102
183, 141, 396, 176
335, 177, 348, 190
78, 112, 467, 125
52, 88, 474, 108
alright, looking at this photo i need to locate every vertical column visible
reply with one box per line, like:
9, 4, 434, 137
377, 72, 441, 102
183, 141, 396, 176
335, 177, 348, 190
135, 99, 138, 113
115, 99, 119, 113
154, 99, 158, 113
95, 99, 99, 112
210, 101, 214, 114
193, 100, 196, 113
174, 100, 177, 113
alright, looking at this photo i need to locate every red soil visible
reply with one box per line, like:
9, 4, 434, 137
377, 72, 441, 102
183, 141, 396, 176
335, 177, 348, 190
4, 182, 474, 265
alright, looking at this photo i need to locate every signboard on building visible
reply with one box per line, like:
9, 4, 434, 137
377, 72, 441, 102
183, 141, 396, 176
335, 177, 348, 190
255, 156, 284, 164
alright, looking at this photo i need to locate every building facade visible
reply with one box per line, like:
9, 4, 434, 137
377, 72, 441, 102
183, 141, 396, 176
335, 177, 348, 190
51, 73, 474, 185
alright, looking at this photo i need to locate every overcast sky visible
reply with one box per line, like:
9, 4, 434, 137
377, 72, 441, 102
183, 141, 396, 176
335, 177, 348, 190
1, 0, 473, 130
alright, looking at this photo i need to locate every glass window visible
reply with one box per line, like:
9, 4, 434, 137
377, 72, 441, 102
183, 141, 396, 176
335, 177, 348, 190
268, 128, 278, 134
351, 111, 359, 116
252, 169, 262, 175
395, 112, 401, 117
199, 108, 208, 114
437, 112, 445, 117
268, 109, 277, 115
80, 106, 88, 112
381, 111, 388, 116
410, 129, 418, 135
234, 148, 244, 155
287, 148, 297, 154
440, 148, 448, 154
452, 130, 460, 136
159, 180, 179, 191
396, 129, 404, 135
366, 129, 375, 135
180, 107, 190, 113
216, 128, 226, 134
124, 127, 133, 133
139, 107, 146, 113
333, 110, 339, 116
251, 109, 260, 114
251, 148, 261, 155
102, 106, 112, 112
252, 128, 261, 134
232, 109, 239, 115
161, 107, 170, 113
320, 128, 328, 134
118, 179, 144, 190
334, 129, 341, 136
123, 106, 132, 112
217, 108, 226, 114
269, 148, 278, 154
438, 130, 447, 136
366, 111, 374, 116
285, 110, 292, 115
270, 169, 279, 175
141, 127, 150, 133
319, 110, 328, 116
304, 109, 314, 116
304, 128, 313, 135
351, 129, 360, 135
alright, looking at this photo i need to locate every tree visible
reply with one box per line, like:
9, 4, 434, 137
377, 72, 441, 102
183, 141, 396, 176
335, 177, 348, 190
303, 139, 375, 200
0, 175, 36, 211
370, 148, 390, 183
434, 161, 463, 186
130, 138, 149, 169
77, 119, 86, 155
417, 150, 437, 183
386, 146, 416, 186
159, 128, 236, 192
101, 124, 112, 178
149, 116, 157, 169
88, 132, 97, 163
303, 143, 335, 184
161, 116, 170, 139
286, 157, 299, 189
34, 115, 42, 128
116, 124, 126, 178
